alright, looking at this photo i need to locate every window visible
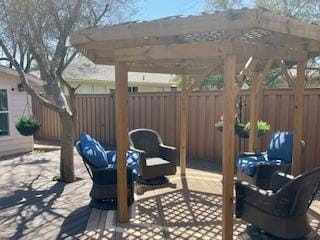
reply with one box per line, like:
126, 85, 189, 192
0, 89, 9, 136
128, 86, 138, 93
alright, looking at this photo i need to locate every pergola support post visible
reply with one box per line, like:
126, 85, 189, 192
248, 75, 264, 152
115, 62, 129, 222
248, 60, 273, 152
222, 55, 237, 240
248, 78, 259, 152
180, 74, 188, 176
292, 61, 305, 176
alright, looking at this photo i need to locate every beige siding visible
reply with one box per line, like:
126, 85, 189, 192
0, 73, 34, 157
137, 86, 170, 92
68, 81, 171, 94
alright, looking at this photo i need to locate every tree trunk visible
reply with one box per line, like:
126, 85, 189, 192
59, 111, 75, 183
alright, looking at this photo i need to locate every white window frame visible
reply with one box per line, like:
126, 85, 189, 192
0, 87, 11, 139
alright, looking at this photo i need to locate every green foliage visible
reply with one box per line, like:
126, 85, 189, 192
15, 116, 40, 136
244, 121, 271, 135
172, 74, 224, 90
200, 74, 224, 90
204, 0, 244, 11
16, 116, 39, 128
266, 68, 283, 88
255, 0, 320, 21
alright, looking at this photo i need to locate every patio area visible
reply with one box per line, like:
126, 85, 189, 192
0, 147, 319, 240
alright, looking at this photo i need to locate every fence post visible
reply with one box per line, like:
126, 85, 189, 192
169, 85, 177, 146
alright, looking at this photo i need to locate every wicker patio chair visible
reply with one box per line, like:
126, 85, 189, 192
128, 128, 177, 183
76, 142, 134, 210
235, 167, 320, 239
236, 131, 305, 189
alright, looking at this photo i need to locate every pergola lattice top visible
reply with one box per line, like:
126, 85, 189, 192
70, 8, 320, 74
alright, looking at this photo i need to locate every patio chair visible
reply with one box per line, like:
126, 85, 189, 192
76, 135, 134, 210
128, 128, 177, 184
236, 131, 305, 189
235, 167, 320, 239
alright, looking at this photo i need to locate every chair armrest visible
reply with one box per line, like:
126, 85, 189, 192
238, 152, 266, 157
159, 144, 177, 164
160, 144, 176, 151
129, 146, 147, 167
235, 180, 275, 217
270, 172, 294, 192
236, 181, 274, 201
129, 146, 146, 155
255, 162, 291, 181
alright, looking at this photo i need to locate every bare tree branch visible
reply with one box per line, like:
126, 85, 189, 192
0, 39, 64, 113
62, 49, 79, 72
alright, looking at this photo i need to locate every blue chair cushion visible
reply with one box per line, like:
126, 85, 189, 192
267, 131, 294, 163
237, 153, 268, 176
106, 150, 140, 179
236, 153, 283, 176
79, 133, 109, 168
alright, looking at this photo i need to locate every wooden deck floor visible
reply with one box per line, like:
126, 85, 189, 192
0, 149, 319, 239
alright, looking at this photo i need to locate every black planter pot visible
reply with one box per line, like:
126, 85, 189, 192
16, 125, 40, 136
235, 125, 249, 139
236, 130, 249, 139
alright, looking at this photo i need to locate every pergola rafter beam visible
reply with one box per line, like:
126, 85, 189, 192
70, 9, 257, 45
95, 57, 250, 74
235, 57, 258, 95
113, 40, 307, 63
254, 59, 274, 93
237, 57, 256, 82
71, 8, 320, 49
279, 60, 295, 88
256, 9, 320, 42
73, 28, 255, 52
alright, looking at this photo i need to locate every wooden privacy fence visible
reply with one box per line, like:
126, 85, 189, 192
33, 88, 320, 171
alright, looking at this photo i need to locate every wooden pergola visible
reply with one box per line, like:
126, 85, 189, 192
70, 8, 320, 240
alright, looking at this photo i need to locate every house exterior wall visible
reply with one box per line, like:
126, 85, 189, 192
68, 81, 171, 94
0, 73, 34, 157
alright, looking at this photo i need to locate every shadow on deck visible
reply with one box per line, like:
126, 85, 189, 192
0, 149, 319, 239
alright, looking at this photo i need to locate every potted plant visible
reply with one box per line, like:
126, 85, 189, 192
16, 116, 40, 136
215, 114, 270, 138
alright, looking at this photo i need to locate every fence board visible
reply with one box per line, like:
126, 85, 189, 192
33, 89, 320, 171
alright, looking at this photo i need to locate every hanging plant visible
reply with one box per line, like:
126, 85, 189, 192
16, 116, 40, 136
215, 113, 244, 131
215, 114, 270, 139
